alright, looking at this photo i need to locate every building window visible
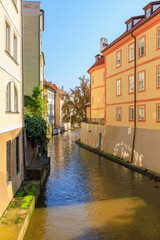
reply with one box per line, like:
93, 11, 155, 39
13, 34, 17, 61
103, 72, 105, 81
6, 140, 11, 182
116, 107, 121, 121
6, 82, 11, 111
157, 105, 160, 122
92, 96, 94, 105
146, 8, 151, 18
116, 79, 121, 96
138, 105, 145, 121
157, 28, 160, 49
6, 21, 10, 53
92, 76, 94, 85
129, 106, 134, 121
16, 137, 20, 174
128, 23, 132, 30
129, 43, 134, 62
138, 37, 145, 57
116, 51, 121, 67
13, 0, 17, 6
14, 86, 18, 112
129, 75, 134, 93
138, 71, 145, 91
157, 66, 160, 88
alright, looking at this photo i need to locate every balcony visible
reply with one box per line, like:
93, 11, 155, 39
83, 118, 105, 125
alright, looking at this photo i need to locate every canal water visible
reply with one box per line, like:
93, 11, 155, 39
24, 130, 160, 240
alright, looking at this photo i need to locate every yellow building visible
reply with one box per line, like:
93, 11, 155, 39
82, 1, 160, 173
0, 0, 24, 217
88, 55, 105, 124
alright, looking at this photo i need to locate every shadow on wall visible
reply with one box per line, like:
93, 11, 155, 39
113, 141, 144, 167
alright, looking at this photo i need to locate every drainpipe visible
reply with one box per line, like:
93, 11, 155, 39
90, 74, 91, 123
131, 31, 136, 163
21, 0, 26, 178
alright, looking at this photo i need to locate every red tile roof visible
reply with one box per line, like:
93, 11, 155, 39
88, 56, 105, 73
44, 80, 57, 91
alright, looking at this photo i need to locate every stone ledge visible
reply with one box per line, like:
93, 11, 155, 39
75, 139, 160, 183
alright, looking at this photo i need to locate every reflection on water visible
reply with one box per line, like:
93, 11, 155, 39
24, 130, 160, 240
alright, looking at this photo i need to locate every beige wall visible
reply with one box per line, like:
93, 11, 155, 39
23, 2, 44, 96
0, 128, 24, 217
0, 0, 22, 129
81, 122, 160, 174
55, 90, 61, 128
0, 0, 24, 217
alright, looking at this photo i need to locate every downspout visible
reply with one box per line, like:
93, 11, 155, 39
21, 0, 26, 178
131, 31, 136, 163
90, 74, 91, 122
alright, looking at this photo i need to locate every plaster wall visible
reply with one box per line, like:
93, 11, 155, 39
0, 128, 24, 217
81, 122, 160, 173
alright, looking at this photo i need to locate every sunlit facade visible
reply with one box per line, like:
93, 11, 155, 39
83, 1, 160, 173
0, 0, 24, 217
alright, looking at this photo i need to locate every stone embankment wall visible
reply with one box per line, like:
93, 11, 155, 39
81, 122, 160, 173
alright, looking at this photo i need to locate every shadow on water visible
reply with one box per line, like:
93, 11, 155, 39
24, 130, 160, 240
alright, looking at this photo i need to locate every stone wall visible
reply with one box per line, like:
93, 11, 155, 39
81, 122, 160, 173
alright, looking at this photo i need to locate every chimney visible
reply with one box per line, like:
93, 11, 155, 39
100, 38, 108, 53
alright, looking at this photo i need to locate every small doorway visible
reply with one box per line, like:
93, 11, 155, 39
98, 133, 102, 148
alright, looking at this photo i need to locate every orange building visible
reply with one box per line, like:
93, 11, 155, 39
82, 1, 160, 173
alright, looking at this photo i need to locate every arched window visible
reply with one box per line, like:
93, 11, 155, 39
14, 86, 18, 112
6, 82, 11, 111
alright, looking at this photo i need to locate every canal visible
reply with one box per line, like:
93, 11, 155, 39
24, 130, 160, 240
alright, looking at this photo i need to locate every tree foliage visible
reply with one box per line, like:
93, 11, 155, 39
61, 75, 90, 124
24, 113, 48, 151
24, 86, 47, 117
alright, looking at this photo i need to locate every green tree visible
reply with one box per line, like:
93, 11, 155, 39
24, 113, 48, 152
24, 86, 47, 117
62, 75, 90, 124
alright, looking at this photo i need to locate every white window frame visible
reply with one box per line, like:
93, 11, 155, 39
116, 107, 121, 120
116, 79, 121, 96
157, 105, 160, 122
146, 8, 151, 18
128, 23, 132, 30
6, 82, 11, 111
129, 107, 134, 121
13, 34, 17, 61
14, 85, 18, 112
158, 28, 160, 49
129, 43, 134, 62
157, 66, 160, 88
138, 37, 145, 57
138, 106, 145, 121
92, 96, 94, 105
6, 21, 10, 53
116, 51, 121, 67
138, 71, 145, 91
129, 75, 134, 93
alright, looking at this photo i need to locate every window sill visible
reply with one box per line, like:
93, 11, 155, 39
7, 180, 12, 186
6, 111, 20, 114
5, 50, 19, 65
11, 0, 19, 13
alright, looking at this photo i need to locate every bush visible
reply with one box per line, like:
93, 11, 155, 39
24, 113, 48, 151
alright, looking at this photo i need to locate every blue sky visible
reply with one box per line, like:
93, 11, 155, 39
26, 0, 153, 91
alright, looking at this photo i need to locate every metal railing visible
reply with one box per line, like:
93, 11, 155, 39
83, 118, 105, 125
